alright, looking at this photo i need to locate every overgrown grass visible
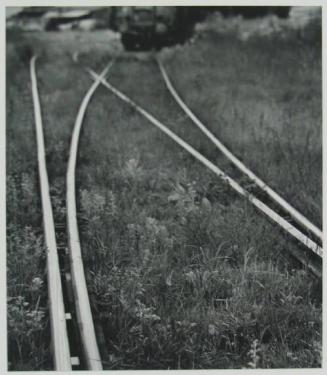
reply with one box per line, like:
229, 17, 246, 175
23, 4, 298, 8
159, 25, 322, 225
6, 28, 121, 370
6, 32, 52, 370
7, 13, 321, 370
77, 20, 322, 369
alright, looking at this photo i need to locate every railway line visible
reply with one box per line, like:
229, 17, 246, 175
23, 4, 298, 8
29, 52, 322, 369
30, 55, 72, 371
30, 56, 113, 370
156, 58, 323, 242
88, 58, 323, 264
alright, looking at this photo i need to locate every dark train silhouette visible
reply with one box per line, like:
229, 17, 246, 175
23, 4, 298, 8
111, 6, 291, 50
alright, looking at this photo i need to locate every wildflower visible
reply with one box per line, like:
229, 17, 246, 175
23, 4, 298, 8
247, 339, 261, 368
124, 158, 143, 178
201, 197, 212, 210
141, 248, 151, 266
185, 270, 197, 285
31, 277, 43, 291
134, 300, 161, 322
165, 271, 173, 287
168, 182, 198, 213
208, 324, 217, 336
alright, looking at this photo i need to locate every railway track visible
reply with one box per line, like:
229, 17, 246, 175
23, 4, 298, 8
156, 58, 323, 242
29, 51, 322, 369
30, 55, 71, 371
30, 56, 115, 370
87, 56, 322, 276
65, 61, 114, 371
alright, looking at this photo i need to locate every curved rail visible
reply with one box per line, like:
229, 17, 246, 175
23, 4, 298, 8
88, 70, 322, 276
156, 57, 323, 242
66, 61, 114, 370
30, 56, 72, 371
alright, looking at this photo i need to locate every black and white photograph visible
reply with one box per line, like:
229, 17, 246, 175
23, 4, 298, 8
4, 1, 323, 372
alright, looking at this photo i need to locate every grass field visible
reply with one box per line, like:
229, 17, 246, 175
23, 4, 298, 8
6, 13, 322, 370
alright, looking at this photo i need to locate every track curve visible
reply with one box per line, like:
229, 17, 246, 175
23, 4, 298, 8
66, 61, 115, 370
28, 51, 322, 369
88, 68, 322, 276
156, 57, 322, 242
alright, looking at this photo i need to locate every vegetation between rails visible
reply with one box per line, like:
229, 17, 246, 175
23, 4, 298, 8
78, 21, 321, 369
7, 13, 322, 370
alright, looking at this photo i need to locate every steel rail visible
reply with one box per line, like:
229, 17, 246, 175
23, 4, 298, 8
30, 56, 72, 371
156, 57, 323, 242
88, 70, 322, 273
66, 61, 114, 370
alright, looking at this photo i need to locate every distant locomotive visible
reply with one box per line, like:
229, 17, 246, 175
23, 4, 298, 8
112, 6, 291, 51
112, 6, 198, 50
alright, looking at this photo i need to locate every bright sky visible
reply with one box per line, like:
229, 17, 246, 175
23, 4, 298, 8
6, 7, 23, 18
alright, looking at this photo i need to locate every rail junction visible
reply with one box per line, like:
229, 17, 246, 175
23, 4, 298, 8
30, 53, 323, 370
